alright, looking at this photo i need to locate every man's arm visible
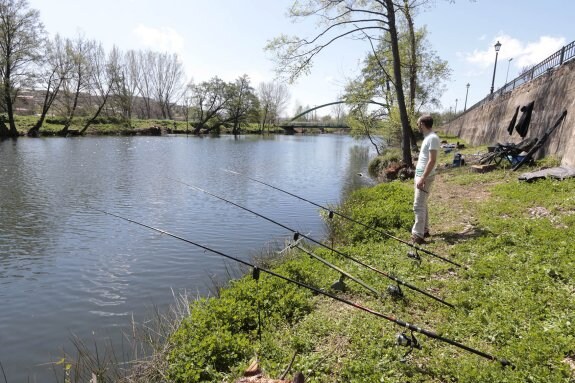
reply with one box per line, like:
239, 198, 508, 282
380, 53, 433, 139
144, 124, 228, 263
416, 149, 437, 190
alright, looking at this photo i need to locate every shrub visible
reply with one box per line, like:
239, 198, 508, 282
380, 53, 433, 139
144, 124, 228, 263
325, 180, 413, 244
166, 262, 315, 382
367, 148, 403, 178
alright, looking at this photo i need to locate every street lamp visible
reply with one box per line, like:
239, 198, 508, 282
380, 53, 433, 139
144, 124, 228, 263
464, 83, 470, 111
455, 98, 458, 114
490, 40, 502, 94
505, 57, 513, 84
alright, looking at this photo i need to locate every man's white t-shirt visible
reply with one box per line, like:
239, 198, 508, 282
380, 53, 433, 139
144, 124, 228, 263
415, 132, 440, 177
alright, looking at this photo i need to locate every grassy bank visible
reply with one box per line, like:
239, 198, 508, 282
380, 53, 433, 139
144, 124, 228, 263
131, 153, 574, 382
10, 116, 312, 135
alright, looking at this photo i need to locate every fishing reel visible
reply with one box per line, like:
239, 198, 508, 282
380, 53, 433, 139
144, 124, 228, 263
330, 274, 346, 292
387, 284, 404, 299
252, 267, 260, 281
396, 331, 422, 362
407, 249, 422, 265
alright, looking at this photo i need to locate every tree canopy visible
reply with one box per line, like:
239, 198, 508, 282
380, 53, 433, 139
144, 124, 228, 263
266, 0, 439, 167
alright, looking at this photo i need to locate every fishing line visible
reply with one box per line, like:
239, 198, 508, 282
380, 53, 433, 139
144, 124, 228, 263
288, 239, 384, 299
171, 179, 454, 308
91, 208, 513, 368
221, 168, 463, 268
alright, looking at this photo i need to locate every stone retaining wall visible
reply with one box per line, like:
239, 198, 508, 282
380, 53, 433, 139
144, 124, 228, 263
440, 60, 575, 167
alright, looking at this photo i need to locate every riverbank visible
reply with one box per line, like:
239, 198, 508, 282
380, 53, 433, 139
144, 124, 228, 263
8, 116, 342, 136
122, 145, 575, 382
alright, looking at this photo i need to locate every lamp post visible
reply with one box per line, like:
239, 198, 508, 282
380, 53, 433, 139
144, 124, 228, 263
505, 57, 513, 84
455, 98, 458, 114
490, 40, 502, 94
464, 83, 470, 111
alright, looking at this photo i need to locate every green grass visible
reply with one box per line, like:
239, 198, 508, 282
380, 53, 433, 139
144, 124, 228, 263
160, 164, 575, 382
12, 115, 288, 135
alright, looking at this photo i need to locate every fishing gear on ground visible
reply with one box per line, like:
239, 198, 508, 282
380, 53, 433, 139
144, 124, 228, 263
174, 180, 454, 308
282, 236, 384, 299
222, 168, 464, 269
91, 208, 514, 369
287, 235, 454, 308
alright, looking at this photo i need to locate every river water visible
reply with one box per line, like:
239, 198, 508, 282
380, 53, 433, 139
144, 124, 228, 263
0, 134, 374, 381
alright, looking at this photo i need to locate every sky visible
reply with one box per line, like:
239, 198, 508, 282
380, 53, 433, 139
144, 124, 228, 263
27, 0, 574, 117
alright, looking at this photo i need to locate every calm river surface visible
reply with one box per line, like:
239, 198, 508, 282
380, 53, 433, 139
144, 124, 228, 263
0, 134, 374, 381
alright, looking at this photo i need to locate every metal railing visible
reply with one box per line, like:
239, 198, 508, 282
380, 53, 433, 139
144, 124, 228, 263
462, 40, 575, 115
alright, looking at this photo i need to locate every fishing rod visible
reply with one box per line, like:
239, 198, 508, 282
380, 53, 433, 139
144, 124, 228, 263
286, 238, 384, 299
173, 180, 454, 308
292, 240, 453, 308
91, 208, 513, 368
222, 169, 463, 268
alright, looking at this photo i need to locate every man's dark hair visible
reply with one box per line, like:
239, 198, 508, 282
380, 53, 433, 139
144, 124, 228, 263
419, 114, 433, 128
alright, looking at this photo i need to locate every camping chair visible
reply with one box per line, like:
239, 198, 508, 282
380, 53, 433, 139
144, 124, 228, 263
479, 137, 538, 166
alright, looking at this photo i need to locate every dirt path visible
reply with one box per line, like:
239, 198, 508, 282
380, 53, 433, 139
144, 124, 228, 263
428, 169, 499, 244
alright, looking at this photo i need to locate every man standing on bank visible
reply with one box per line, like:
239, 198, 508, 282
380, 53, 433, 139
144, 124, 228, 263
412, 114, 440, 245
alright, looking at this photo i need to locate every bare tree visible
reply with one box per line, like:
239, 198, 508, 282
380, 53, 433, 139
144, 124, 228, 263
266, 0, 413, 167
180, 82, 193, 133
257, 81, 290, 132
135, 50, 155, 119
0, 0, 45, 137
331, 98, 346, 124
108, 49, 140, 127
27, 34, 72, 136
151, 52, 185, 120
58, 35, 93, 135
79, 42, 115, 134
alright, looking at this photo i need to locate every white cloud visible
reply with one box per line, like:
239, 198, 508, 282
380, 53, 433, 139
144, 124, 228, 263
464, 35, 566, 70
133, 24, 185, 55
517, 36, 567, 68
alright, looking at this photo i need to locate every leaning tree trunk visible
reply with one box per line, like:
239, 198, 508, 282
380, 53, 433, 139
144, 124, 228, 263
61, 82, 82, 135
386, 0, 413, 168
28, 87, 60, 137
79, 90, 111, 134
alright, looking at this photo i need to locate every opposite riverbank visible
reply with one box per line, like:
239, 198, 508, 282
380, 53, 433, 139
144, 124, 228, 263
5, 116, 337, 136
109, 141, 574, 383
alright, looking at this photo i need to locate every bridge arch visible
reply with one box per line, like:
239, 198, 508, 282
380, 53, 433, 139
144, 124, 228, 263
290, 100, 388, 122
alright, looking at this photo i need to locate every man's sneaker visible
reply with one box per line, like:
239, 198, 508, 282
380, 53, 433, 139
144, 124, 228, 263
424, 231, 431, 238
411, 234, 427, 245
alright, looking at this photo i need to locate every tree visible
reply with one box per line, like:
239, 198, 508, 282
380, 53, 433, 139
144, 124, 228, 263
79, 41, 115, 134
266, 0, 413, 166
331, 97, 347, 124
226, 75, 259, 135
150, 51, 185, 120
343, 3, 449, 151
343, 78, 389, 154
348, 104, 385, 155
27, 34, 72, 136
0, 0, 44, 137
58, 35, 93, 135
257, 81, 290, 133
135, 50, 155, 119
108, 49, 140, 127
188, 77, 234, 135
